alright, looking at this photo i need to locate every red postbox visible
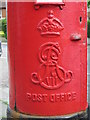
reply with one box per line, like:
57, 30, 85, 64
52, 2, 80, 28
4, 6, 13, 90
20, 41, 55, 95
7, 0, 88, 119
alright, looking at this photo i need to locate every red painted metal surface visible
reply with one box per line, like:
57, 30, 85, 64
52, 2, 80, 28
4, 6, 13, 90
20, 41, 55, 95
8, 1, 87, 116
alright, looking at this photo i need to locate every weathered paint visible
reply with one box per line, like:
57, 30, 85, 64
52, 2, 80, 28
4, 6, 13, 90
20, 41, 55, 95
8, 1, 87, 116
7, 106, 88, 119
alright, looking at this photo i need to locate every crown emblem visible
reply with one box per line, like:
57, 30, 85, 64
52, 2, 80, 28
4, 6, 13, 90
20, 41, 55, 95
37, 10, 64, 36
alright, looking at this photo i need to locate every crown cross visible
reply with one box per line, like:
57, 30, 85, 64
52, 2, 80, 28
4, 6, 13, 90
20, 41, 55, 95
37, 10, 64, 36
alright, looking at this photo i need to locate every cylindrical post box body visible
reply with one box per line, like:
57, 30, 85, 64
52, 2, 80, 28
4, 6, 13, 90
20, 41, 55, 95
7, 1, 88, 119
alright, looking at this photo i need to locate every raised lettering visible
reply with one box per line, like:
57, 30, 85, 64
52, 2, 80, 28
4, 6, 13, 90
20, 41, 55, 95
32, 94, 37, 102
67, 93, 72, 101
60, 93, 65, 102
37, 94, 43, 102
42, 94, 48, 102
50, 94, 55, 102
26, 93, 31, 101
56, 94, 60, 102
26, 92, 77, 102
72, 92, 77, 100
